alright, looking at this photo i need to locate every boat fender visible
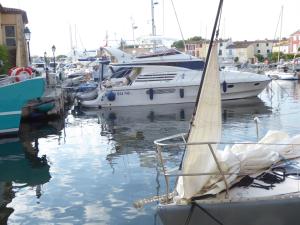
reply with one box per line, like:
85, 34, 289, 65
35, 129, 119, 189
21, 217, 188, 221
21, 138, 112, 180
222, 81, 227, 93
106, 91, 116, 101
180, 109, 185, 120
149, 88, 154, 100
179, 88, 184, 98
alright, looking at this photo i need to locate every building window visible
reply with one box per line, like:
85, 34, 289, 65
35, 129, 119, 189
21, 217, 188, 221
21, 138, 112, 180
4, 25, 16, 47
220, 43, 223, 47
267, 49, 270, 53
219, 50, 222, 55
266, 43, 269, 47
257, 50, 261, 53
256, 43, 259, 47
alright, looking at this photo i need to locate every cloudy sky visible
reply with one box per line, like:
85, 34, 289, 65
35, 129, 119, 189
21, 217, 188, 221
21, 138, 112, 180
1, 0, 299, 56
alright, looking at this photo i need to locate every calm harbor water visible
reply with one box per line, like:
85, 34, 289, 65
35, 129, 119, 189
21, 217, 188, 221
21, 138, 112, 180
1, 80, 300, 224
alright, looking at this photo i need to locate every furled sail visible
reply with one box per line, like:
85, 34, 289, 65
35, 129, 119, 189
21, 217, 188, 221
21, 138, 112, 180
176, 43, 222, 199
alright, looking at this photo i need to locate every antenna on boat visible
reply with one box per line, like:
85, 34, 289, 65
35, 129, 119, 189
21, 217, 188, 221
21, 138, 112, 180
151, 0, 158, 50
278, 5, 283, 63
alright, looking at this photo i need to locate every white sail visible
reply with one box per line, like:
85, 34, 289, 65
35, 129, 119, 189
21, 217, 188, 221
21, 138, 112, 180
176, 43, 222, 199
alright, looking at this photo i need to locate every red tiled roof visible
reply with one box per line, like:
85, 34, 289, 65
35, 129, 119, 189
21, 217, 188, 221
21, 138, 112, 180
290, 30, 300, 36
227, 41, 253, 49
0, 4, 28, 24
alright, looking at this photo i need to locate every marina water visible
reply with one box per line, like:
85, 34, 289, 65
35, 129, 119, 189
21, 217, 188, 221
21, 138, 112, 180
1, 80, 300, 224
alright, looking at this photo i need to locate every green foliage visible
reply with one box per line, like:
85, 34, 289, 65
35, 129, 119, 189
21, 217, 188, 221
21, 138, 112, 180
187, 36, 203, 42
285, 53, 300, 60
171, 40, 184, 49
255, 54, 264, 62
172, 36, 204, 49
298, 47, 300, 52
56, 55, 68, 60
124, 45, 135, 49
268, 52, 285, 62
0, 45, 10, 74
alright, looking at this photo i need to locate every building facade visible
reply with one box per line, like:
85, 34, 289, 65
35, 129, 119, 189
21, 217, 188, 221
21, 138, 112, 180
226, 41, 255, 63
185, 41, 209, 59
0, 4, 28, 67
253, 39, 276, 57
272, 39, 289, 54
289, 30, 300, 54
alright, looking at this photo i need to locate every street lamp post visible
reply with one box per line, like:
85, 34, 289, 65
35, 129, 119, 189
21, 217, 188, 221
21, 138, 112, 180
24, 27, 31, 65
132, 24, 138, 48
44, 51, 49, 85
52, 45, 56, 73
44, 51, 47, 68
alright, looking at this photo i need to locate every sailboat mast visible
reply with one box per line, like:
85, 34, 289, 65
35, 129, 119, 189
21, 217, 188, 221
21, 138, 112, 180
278, 5, 283, 63
69, 25, 74, 60
151, 0, 156, 36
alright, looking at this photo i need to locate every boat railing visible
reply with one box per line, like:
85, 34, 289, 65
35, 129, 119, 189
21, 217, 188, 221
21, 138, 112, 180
0, 75, 14, 86
154, 133, 300, 202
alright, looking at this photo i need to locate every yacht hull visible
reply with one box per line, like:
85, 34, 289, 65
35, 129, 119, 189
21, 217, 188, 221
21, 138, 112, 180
81, 80, 270, 108
0, 77, 45, 135
266, 71, 299, 80
158, 196, 300, 225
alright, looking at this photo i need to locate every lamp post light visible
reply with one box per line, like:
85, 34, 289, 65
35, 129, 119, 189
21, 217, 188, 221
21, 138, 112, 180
24, 27, 31, 65
51, 45, 56, 73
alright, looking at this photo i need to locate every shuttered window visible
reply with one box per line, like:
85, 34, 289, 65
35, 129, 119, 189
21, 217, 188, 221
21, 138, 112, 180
5, 25, 16, 47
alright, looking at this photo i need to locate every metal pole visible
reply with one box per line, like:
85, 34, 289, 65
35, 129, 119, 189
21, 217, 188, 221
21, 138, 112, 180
157, 145, 170, 203
208, 144, 229, 197
151, 0, 157, 50
53, 52, 56, 73
151, 0, 156, 36
27, 41, 31, 65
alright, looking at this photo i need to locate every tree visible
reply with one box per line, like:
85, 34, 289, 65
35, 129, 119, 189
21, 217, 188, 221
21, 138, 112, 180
56, 55, 68, 60
0, 45, 10, 74
269, 52, 285, 63
255, 54, 264, 62
171, 40, 184, 49
187, 36, 203, 42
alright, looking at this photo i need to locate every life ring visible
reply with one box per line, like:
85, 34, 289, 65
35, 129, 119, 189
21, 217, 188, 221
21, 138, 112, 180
8, 67, 17, 76
11, 67, 33, 82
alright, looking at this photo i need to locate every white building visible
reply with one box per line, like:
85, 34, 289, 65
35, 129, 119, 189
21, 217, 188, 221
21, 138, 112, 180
226, 41, 255, 63
253, 39, 276, 57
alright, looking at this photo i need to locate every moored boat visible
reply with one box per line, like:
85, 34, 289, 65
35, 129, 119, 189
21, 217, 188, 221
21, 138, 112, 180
136, 1, 300, 224
0, 74, 45, 135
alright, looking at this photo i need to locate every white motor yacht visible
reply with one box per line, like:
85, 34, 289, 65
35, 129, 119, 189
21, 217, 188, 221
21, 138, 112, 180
80, 64, 271, 108
265, 65, 299, 80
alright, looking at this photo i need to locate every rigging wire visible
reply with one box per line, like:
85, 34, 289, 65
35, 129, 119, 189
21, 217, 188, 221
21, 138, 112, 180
170, 0, 187, 52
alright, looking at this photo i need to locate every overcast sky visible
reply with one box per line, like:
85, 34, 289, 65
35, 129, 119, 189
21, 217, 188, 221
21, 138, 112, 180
1, 0, 299, 56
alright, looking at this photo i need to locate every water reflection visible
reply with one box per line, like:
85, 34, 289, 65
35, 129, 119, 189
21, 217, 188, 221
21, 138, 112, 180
73, 98, 271, 163
0, 119, 64, 224
2, 81, 300, 224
